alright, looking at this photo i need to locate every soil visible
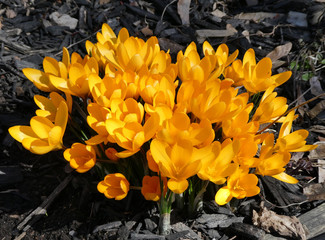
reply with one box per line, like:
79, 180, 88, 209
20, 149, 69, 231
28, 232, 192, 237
1, 0, 325, 239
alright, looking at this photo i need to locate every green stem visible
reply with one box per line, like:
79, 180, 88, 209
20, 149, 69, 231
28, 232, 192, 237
159, 187, 174, 235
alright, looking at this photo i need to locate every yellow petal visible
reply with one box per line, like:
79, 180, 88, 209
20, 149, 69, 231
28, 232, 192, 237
28, 139, 54, 154
55, 101, 68, 133
85, 135, 106, 145
43, 57, 60, 76
48, 126, 62, 146
9, 126, 37, 143
23, 68, 55, 92
215, 187, 232, 205
272, 172, 298, 184
167, 179, 188, 194
63, 148, 72, 162
116, 149, 139, 158
30, 116, 53, 139
62, 47, 70, 68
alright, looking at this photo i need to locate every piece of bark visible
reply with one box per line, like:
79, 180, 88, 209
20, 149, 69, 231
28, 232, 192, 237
252, 203, 307, 240
0, 165, 23, 186
226, 222, 266, 240
299, 202, 325, 238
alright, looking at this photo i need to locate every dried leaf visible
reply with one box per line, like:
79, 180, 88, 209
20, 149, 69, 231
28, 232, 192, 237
177, 0, 191, 26
307, 100, 325, 119
196, 24, 237, 43
252, 203, 307, 240
241, 30, 251, 43
309, 141, 325, 160
211, 9, 227, 18
141, 26, 153, 36
266, 42, 292, 62
310, 125, 325, 135
6, 9, 17, 19
303, 181, 325, 200
99, 0, 111, 4
234, 12, 285, 23
309, 76, 325, 97
319, 159, 325, 183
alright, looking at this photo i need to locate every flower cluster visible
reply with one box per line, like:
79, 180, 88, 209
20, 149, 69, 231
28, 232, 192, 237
9, 23, 316, 220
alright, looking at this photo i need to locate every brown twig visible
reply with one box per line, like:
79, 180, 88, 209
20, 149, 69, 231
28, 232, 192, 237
15, 174, 73, 238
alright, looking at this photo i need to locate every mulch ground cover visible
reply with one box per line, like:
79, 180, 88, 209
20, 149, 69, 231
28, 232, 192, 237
1, 0, 325, 239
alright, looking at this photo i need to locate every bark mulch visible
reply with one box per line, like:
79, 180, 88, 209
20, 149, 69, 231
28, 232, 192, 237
1, 0, 325, 239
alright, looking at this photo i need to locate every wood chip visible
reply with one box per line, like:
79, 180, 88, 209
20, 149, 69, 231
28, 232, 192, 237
266, 42, 292, 62
307, 100, 325, 119
309, 141, 325, 160
234, 12, 285, 23
196, 24, 237, 43
252, 203, 307, 240
177, 0, 191, 26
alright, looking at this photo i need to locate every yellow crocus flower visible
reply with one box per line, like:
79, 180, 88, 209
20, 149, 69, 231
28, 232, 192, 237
150, 138, 214, 194
9, 101, 68, 154
215, 168, 260, 205
177, 42, 218, 83
156, 112, 215, 148
34, 92, 72, 122
252, 86, 288, 123
22, 48, 71, 92
222, 104, 259, 139
224, 48, 292, 93
198, 139, 239, 184
49, 57, 99, 98
105, 98, 159, 158
86, 103, 113, 145
275, 111, 317, 153
64, 143, 96, 173
97, 173, 130, 200
88, 72, 128, 108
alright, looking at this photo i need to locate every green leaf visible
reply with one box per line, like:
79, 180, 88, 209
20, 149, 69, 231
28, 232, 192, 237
289, 61, 298, 70
321, 59, 325, 65
301, 72, 313, 81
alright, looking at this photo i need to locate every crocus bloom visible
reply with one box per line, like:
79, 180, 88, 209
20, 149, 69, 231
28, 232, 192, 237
64, 143, 96, 173
203, 42, 239, 78
97, 34, 160, 75
222, 104, 259, 139
146, 150, 159, 173
96, 23, 129, 50
255, 133, 296, 183
198, 139, 239, 184
275, 111, 317, 153
150, 139, 215, 194
34, 92, 72, 122
141, 175, 167, 201
225, 49, 292, 93
49, 57, 99, 98
139, 74, 176, 109
156, 112, 215, 148
106, 98, 159, 158
9, 101, 68, 154
88, 72, 128, 108
86, 103, 113, 145
252, 86, 288, 123
215, 168, 260, 205
22, 48, 71, 92
189, 78, 248, 124
105, 148, 119, 162
203, 42, 238, 66
97, 173, 130, 200
177, 42, 218, 83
